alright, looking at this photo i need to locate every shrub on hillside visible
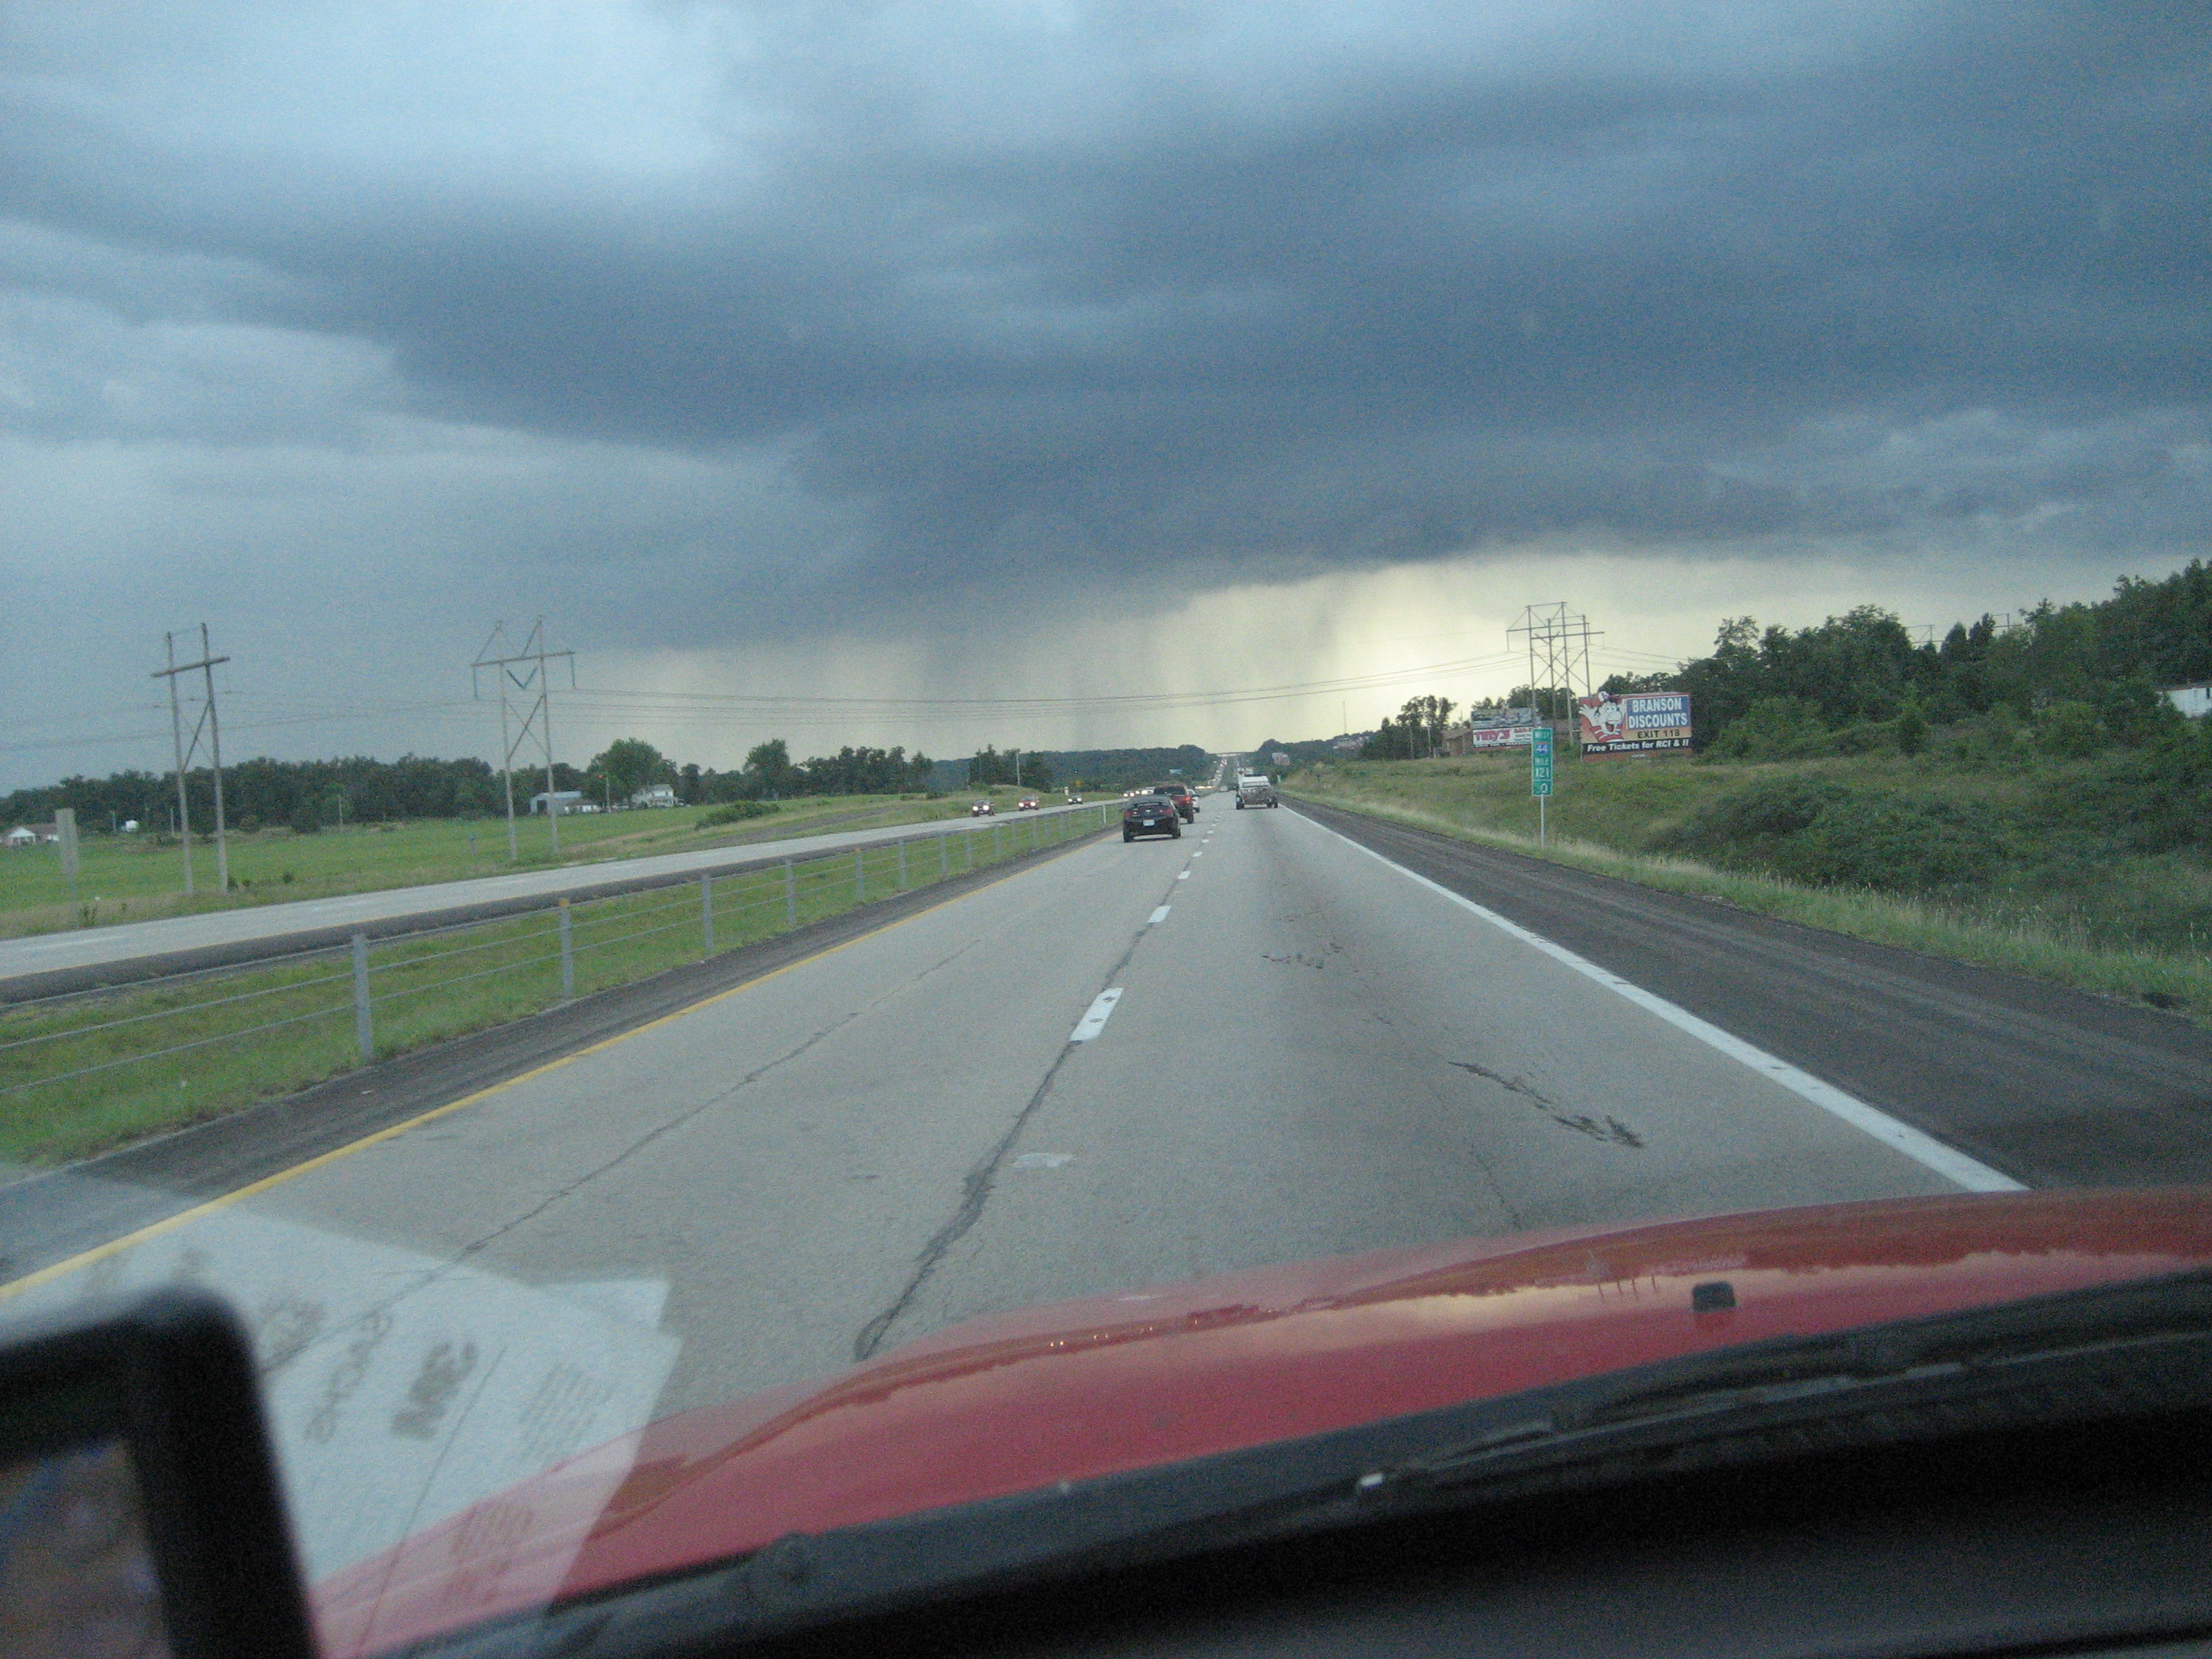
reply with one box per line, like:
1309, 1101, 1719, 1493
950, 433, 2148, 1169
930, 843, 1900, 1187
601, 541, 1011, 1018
1828, 721, 1896, 756
696, 801, 781, 830
1665, 775, 2005, 892
2035, 700, 2107, 759
1943, 705, 2036, 771
2037, 720, 2212, 852
1699, 697, 1834, 763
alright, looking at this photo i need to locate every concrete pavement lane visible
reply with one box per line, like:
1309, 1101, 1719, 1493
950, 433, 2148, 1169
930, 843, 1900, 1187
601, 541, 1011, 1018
1288, 796, 2212, 1188
0, 800, 1108, 991
871, 802, 1961, 1349
0, 793, 1976, 1580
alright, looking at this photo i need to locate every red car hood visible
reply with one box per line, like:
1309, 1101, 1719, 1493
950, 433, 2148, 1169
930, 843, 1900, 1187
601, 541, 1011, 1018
317, 1188, 2212, 1656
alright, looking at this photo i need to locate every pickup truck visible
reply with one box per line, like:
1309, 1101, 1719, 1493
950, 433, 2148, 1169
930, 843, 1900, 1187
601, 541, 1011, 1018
1236, 775, 1279, 808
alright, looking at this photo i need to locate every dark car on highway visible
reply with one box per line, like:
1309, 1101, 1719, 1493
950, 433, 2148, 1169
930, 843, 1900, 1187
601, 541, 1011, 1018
1122, 795, 1182, 840
1152, 783, 1197, 822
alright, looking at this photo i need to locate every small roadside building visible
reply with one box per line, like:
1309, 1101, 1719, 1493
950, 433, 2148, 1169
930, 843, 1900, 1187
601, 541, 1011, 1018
629, 783, 679, 809
2164, 684, 2212, 719
3, 825, 37, 848
528, 790, 586, 816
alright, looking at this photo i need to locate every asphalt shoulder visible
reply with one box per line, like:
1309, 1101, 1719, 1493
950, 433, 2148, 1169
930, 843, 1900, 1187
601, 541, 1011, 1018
1289, 796, 2212, 1191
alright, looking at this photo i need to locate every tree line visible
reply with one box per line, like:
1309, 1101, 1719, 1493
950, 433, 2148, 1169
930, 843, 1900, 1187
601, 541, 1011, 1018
1599, 571, 2207, 753
1350, 559, 2212, 760
0, 755, 503, 837
2, 736, 939, 833
964, 745, 1053, 789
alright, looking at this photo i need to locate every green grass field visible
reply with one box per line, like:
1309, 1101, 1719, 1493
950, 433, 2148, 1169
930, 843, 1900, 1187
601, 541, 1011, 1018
1287, 753, 2212, 1022
0, 802, 1113, 1166
0, 786, 1061, 940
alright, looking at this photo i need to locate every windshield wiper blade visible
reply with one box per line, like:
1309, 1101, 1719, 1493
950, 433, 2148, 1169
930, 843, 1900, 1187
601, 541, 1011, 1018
1387, 1265, 2212, 1488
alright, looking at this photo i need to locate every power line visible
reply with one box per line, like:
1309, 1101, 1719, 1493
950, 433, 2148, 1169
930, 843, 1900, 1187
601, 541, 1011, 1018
6, 647, 1534, 775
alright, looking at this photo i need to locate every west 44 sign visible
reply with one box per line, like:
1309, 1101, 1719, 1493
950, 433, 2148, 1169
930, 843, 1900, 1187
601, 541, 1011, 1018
1530, 724, 1555, 797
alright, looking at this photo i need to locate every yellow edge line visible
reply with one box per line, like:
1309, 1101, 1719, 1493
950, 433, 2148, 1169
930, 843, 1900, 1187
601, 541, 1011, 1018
0, 838, 1100, 1307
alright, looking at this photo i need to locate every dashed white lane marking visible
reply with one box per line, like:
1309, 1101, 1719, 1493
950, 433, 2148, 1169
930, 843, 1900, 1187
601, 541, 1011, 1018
1013, 1152, 1076, 1170
1294, 813, 2023, 1195
1177, 870, 1190, 881
1149, 905, 1172, 924
1192, 850, 1204, 857
1070, 987, 1124, 1042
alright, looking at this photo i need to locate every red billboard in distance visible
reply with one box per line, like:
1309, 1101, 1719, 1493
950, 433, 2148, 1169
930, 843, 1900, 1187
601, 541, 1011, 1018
1577, 692, 1693, 756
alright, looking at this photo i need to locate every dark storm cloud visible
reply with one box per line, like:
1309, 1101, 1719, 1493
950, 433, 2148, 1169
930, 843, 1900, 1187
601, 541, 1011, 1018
2, 0, 2207, 613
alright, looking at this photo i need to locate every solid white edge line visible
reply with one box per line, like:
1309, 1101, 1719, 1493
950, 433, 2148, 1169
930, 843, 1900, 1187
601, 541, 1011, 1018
1148, 906, 1172, 925
1070, 987, 1124, 1042
1293, 812, 2024, 1194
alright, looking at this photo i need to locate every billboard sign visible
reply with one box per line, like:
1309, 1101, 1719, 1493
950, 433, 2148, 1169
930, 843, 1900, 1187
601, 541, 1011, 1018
1464, 705, 1537, 728
1577, 692, 1693, 756
1466, 725, 1533, 751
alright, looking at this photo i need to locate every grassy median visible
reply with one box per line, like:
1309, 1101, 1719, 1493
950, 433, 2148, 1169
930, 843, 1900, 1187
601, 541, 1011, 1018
1287, 755, 2212, 1022
0, 787, 1064, 940
0, 807, 1108, 1166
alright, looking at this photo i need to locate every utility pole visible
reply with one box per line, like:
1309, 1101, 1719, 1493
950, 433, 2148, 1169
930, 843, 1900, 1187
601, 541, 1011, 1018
1507, 603, 1601, 747
152, 625, 233, 895
472, 620, 577, 860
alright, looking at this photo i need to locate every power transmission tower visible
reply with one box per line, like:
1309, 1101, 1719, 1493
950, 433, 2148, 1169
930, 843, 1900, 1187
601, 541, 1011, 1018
1507, 603, 1601, 734
472, 620, 577, 860
151, 624, 232, 895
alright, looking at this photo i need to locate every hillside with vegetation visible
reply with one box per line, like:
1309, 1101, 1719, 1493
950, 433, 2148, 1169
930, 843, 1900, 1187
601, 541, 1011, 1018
1286, 562, 2212, 1019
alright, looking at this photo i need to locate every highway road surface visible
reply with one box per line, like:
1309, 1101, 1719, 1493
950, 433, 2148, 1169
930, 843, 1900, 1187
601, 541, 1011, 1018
3, 794, 2203, 1584
0, 799, 1106, 993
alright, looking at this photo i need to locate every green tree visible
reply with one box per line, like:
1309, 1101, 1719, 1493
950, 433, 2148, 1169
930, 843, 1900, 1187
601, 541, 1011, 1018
742, 738, 796, 798
967, 745, 1013, 787
591, 738, 671, 803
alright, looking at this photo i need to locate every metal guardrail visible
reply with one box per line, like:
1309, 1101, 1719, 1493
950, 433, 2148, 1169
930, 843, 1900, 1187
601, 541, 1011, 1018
0, 804, 1116, 1158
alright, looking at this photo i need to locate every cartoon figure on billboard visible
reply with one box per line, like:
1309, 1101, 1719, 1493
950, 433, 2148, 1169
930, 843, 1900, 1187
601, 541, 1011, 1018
1580, 692, 1628, 745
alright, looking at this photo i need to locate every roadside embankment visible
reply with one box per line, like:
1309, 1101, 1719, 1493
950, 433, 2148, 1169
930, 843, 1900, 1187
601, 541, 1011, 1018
1286, 753, 2212, 1022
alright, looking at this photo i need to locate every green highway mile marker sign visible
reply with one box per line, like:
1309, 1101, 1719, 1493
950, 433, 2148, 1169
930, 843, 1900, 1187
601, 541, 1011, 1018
1530, 724, 1555, 797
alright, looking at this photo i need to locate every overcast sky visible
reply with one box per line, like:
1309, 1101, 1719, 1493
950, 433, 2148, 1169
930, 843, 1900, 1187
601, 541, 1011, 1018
2, 1, 2206, 787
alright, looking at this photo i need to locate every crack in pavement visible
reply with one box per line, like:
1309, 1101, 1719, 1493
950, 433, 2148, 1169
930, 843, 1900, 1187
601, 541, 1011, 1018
449, 1013, 865, 1271
851, 902, 1164, 1364
1450, 1059, 1646, 1148
144, 1009, 873, 1382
